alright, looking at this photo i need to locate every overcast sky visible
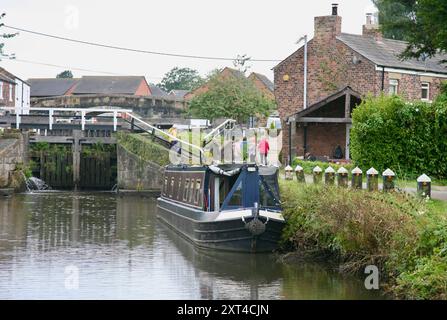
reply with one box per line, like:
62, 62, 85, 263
0, 0, 376, 84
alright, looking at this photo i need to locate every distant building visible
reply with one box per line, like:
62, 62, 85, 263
184, 67, 274, 102
70, 76, 151, 96
169, 89, 189, 100
248, 72, 274, 100
28, 78, 79, 98
274, 4, 447, 162
185, 67, 245, 101
0, 67, 30, 115
28, 76, 153, 98
149, 84, 168, 97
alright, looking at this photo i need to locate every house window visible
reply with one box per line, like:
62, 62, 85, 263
389, 79, 399, 95
421, 82, 430, 101
9, 84, 13, 102
0, 82, 3, 99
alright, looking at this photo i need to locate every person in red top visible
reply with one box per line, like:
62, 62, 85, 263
258, 135, 270, 166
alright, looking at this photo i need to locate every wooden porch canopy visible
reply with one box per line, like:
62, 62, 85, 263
287, 86, 362, 123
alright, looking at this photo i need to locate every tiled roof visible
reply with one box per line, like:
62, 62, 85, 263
250, 72, 274, 92
337, 33, 447, 74
28, 78, 79, 97
0, 67, 18, 84
72, 76, 145, 95
149, 84, 168, 97
169, 89, 189, 99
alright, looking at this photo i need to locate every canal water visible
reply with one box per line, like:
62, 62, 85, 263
0, 193, 383, 300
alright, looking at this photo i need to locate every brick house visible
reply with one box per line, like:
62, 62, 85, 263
248, 72, 274, 100
0, 71, 16, 108
185, 67, 274, 101
0, 67, 30, 114
274, 4, 447, 163
184, 67, 245, 101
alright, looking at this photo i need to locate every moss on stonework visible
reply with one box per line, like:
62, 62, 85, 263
116, 132, 170, 167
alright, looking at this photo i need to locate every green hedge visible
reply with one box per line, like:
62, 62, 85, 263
116, 132, 170, 167
350, 93, 447, 179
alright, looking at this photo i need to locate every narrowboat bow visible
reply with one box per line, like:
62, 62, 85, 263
157, 164, 285, 253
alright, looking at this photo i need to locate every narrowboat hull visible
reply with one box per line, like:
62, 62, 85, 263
157, 198, 285, 253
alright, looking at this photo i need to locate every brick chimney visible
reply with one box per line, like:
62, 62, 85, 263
362, 13, 383, 42
314, 4, 342, 43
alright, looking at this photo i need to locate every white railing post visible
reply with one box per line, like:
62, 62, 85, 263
113, 111, 118, 131
49, 109, 53, 130
16, 112, 20, 129
81, 110, 86, 131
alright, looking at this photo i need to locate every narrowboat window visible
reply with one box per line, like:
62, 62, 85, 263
170, 177, 175, 198
259, 180, 276, 208
189, 179, 195, 203
183, 179, 190, 201
177, 177, 182, 200
164, 177, 168, 196
228, 181, 243, 207
194, 179, 202, 205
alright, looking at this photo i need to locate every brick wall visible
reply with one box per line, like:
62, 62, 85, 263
0, 81, 15, 107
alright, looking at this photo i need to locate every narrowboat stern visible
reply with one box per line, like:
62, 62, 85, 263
157, 164, 285, 253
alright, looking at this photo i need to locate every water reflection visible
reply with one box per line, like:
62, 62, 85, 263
0, 193, 384, 299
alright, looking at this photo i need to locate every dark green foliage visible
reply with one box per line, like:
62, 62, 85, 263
188, 74, 274, 123
56, 70, 74, 78
373, 0, 447, 61
350, 94, 447, 178
158, 67, 204, 92
81, 142, 115, 159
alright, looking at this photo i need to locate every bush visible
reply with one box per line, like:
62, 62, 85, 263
280, 181, 447, 299
350, 94, 447, 179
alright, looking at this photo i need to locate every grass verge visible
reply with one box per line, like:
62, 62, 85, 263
280, 180, 447, 299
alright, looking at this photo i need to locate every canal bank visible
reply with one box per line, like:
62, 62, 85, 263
0, 192, 383, 299
280, 181, 447, 300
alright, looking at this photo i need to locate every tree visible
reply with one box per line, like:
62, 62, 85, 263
374, 0, 447, 60
56, 70, 74, 78
0, 13, 18, 59
158, 67, 204, 92
188, 73, 274, 123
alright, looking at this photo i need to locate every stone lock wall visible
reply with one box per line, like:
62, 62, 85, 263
0, 132, 29, 189
117, 145, 164, 192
